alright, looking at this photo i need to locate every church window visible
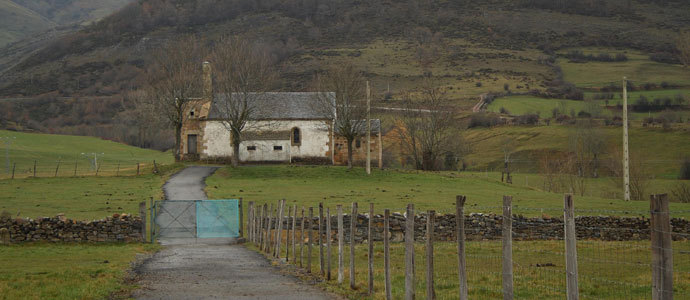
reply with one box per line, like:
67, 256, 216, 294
274, 145, 283, 151
247, 146, 256, 151
292, 128, 301, 145
356, 139, 361, 148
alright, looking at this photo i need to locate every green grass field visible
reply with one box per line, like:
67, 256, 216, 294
205, 166, 690, 217
0, 175, 166, 220
487, 91, 689, 119
461, 125, 690, 179
557, 48, 690, 88
0, 130, 173, 179
0, 243, 159, 300
253, 239, 690, 300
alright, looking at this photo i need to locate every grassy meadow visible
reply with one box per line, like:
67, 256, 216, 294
487, 93, 690, 119
556, 48, 690, 88
205, 166, 690, 217
0, 175, 166, 220
0, 132, 175, 299
257, 239, 690, 300
0, 243, 159, 300
0, 129, 173, 179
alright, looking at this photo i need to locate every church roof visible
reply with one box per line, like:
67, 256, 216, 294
208, 92, 336, 120
334, 119, 382, 135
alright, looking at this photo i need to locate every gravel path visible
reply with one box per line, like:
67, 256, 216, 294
133, 166, 335, 300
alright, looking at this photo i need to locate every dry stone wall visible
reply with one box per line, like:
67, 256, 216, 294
273, 213, 690, 242
0, 213, 143, 243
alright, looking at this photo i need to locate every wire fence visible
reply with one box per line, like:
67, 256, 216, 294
241, 194, 688, 299
0, 160, 161, 179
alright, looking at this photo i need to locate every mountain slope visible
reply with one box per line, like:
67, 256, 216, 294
0, 0, 688, 100
0, 0, 55, 47
0, 0, 132, 48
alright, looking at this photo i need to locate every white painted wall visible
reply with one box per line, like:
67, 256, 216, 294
239, 140, 290, 162
201, 120, 331, 160
202, 122, 232, 157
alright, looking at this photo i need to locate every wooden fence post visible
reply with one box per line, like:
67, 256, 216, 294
308, 207, 314, 273
54, 160, 60, 177
300, 206, 305, 268
651, 194, 673, 300
319, 203, 325, 276
456, 195, 468, 300
338, 205, 344, 284
116, 162, 120, 177
11, 163, 15, 179
254, 205, 264, 245
564, 194, 579, 300
239, 198, 244, 238
292, 204, 297, 264
149, 198, 155, 243
502, 196, 513, 300
136, 163, 140, 176
266, 203, 274, 253
33, 160, 36, 177
74, 161, 77, 177
260, 204, 267, 249
327, 207, 332, 281
384, 209, 392, 300
139, 202, 146, 241
405, 203, 415, 300
350, 202, 357, 289
286, 204, 292, 261
276, 199, 285, 258
252, 205, 263, 246
426, 210, 435, 300
368, 203, 374, 295
246, 202, 252, 242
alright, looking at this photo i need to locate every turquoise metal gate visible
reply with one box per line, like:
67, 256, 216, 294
152, 199, 240, 239
196, 200, 240, 238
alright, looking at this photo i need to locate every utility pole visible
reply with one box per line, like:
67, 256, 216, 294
0, 137, 16, 174
366, 81, 371, 175
623, 77, 630, 201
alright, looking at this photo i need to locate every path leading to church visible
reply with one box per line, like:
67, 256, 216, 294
133, 166, 335, 300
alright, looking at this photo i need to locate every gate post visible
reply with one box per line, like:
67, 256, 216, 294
239, 198, 244, 238
139, 202, 146, 242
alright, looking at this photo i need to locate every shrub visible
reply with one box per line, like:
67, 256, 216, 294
681, 158, 690, 180
475, 82, 482, 87
514, 113, 539, 125
577, 110, 591, 118
671, 182, 690, 203
468, 112, 502, 128
649, 52, 680, 64
499, 107, 510, 114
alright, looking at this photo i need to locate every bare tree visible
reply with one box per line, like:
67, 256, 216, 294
123, 89, 168, 148
608, 146, 649, 201
396, 77, 458, 171
501, 137, 515, 183
678, 30, 690, 68
144, 35, 205, 161
210, 36, 277, 167
313, 64, 367, 169
569, 119, 605, 178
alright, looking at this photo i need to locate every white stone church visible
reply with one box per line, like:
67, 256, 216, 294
179, 62, 382, 165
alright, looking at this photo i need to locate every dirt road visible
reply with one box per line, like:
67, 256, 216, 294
133, 166, 335, 299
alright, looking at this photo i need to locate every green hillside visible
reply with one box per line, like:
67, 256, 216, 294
0, 129, 172, 178
462, 125, 690, 179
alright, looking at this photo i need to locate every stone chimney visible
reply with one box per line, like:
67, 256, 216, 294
202, 61, 212, 101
